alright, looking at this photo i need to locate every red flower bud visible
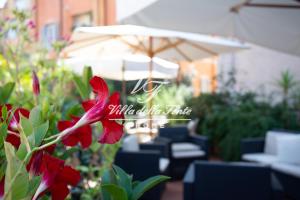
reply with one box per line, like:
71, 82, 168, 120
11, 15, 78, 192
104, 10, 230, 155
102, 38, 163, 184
32, 71, 40, 96
0, 177, 4, 200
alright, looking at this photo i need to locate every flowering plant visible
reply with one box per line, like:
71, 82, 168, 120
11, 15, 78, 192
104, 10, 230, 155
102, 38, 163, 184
0, 9, 169, 200
0, 73, 169, 200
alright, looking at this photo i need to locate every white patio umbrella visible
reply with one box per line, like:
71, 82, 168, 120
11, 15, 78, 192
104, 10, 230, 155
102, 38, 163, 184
62, 55, 179, 81
60, 54, 179, 103
62, 25, 248, 131
120, 0, 300, 57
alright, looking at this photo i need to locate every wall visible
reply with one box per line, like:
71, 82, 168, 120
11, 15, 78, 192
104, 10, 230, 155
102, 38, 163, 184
179, 58, 217, 96
219, 43, 300, 98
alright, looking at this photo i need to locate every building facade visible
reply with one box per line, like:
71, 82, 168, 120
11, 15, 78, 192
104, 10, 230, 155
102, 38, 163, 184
1, 0, 115, 46
35, 0, 116, 47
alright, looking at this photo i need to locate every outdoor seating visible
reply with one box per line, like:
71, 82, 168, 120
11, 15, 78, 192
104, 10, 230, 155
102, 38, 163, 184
241, 130, 299, 164
158, 126, 209, 178
241, 130, 300, 200
183, 161, 272, 200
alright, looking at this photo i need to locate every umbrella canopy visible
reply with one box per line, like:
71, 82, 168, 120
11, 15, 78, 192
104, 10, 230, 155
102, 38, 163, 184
62, 24, 247, 132
61, 54, 179, 81
62, 25, 248, 61
120, 0, 300, 57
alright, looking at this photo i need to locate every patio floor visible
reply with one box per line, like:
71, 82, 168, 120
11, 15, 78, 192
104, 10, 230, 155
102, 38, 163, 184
162, 181, 183, 200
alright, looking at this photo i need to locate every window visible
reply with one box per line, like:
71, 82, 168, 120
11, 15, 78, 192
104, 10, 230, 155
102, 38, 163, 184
15, 0, 31, 10
201, 75, 211, 93
41, 23, 59, 49
72, 12, 92, 30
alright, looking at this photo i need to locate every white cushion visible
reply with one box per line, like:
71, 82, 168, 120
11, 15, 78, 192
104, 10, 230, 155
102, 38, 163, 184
264, 131, 296, 155
122, 135, 139, 152
159, 158, 170, 172
242, 153, 278, 165
277, 135, 300, 165
271, 163, 300, 178
172, 150, 205, 158
187, 119, 199, 135
172, 142, 200, 152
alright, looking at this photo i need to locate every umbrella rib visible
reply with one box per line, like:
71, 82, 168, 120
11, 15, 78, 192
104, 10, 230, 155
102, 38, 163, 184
153, 39, 185, 55
118, 37, 146, 54
70, 35, 114, 45
135, 36, 148, 52
165, 38, 193, 62
185, 41, 218, 56
62, 36, 114, 55
231, 0, 300, 12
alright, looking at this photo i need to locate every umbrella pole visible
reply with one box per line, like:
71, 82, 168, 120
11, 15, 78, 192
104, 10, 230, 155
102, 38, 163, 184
148, 36, 154, 137
122, 60, 126, 105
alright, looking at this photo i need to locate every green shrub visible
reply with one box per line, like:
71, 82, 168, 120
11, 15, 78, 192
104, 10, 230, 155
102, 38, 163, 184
186, 91, 300, 161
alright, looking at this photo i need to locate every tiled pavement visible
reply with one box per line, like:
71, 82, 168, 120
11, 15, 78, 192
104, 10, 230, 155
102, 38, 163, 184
161, 181, 183, 200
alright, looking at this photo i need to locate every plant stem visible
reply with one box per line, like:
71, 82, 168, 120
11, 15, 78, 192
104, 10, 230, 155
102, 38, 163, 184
43, 133, 60, 141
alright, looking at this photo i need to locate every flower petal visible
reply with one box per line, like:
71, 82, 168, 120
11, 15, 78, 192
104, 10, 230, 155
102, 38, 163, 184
41, 154, 64, 186
58, 117, 92, 149
49, 183, 69, 200
81, 99, 96, 112
81, 100, 107, 125
33, 154, 80, 200
9, 108, 30, 131
26, 151, 44, 175
104, 92, 124, 120
99, 119, 123, 144
89, 76, 109, 102
5, 133, 20, 149
60, 166, 81, 186
26, 145, 56, 175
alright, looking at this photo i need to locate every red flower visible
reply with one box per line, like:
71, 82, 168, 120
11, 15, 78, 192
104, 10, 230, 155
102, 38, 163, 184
32, 154, 80, 200
32, 71, 40, 96
26, 144, 56, 176
79, 76, 124, 144
0, 104, 30, 148
0, 177, 4, 200
57, 116, 92, 149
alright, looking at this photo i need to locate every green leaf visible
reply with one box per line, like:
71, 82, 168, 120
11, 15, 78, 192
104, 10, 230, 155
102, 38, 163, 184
16, 144, 27, 160
73, 75, 89, 99
113, 165, 132, 198
19, 126, 31, 153
1, 105, 8, 121
20, 116, 32, 136
83, 66, 92, 91
29, 106, 43, 127
132, 176, 170, 200
4, 142, 29, 200
0, 82, 15, 104
101, 184, 128, 200
0, 123, 8, 147
132, 181, 140, 189
26, 176, 41, 198
32, 121, 49, 147
101, 169, 114, 200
